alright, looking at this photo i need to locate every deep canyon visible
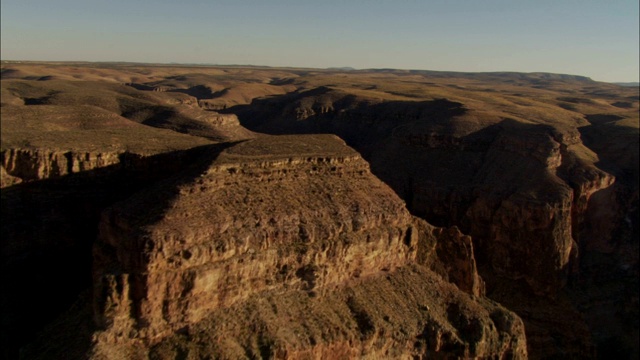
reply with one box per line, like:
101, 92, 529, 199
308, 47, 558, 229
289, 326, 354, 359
1, 62, 638, 359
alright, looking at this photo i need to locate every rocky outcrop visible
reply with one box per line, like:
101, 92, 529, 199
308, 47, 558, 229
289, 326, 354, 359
0, 144, 230, 360
0, 165, 22, 187
91, 135, 526, 358
91, 265, 526, 360
411, 218, 485, 297
198, 112, 242, 126
1, 148, 122, 184
126, 107, 256, 142
93, 147, 413, 340
228, 92, 623, 357
92, 135, 406, 339
370, 119, 613, 296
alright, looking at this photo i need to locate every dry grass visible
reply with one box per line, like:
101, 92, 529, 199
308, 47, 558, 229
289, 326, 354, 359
0, 105, 213, 153
6, 65, 627, 215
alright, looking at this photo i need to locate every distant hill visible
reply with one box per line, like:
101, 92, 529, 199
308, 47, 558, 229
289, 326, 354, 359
327, 66, 356, 71
614, 82, 640, 87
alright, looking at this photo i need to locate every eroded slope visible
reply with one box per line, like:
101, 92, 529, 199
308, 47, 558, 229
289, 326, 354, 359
89, 135, 526, 359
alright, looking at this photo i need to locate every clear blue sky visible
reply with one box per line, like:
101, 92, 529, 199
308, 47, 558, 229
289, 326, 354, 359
1, 0, 638, 82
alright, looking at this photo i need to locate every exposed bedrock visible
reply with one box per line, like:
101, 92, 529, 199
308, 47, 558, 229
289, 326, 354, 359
90, 135, 526, 359
0, 144, 233, 359
227, 92, 622, 357
91, 266, 525, 360
230, 92, 614, 296
2, 148, 122, 183
415, 219, 486, 298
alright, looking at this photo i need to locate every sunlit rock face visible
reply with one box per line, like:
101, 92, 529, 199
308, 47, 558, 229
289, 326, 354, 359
91, 135, 526, 359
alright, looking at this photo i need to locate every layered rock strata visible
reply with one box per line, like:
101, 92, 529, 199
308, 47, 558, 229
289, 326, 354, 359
408, 217, 486, 298
92, 134, 413, 340
2, 148, 121, 183
228, 92, 623, 357
91, 135, 527, 358
240, 92, 614, 296
389, 122, 614, 296
237, 92, 615, 295
92, 265, 525, 360
0, 145, 232, 360
0, 104, 215, 185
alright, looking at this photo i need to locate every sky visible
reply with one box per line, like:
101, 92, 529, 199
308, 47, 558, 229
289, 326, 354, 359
1, 0, 638, 82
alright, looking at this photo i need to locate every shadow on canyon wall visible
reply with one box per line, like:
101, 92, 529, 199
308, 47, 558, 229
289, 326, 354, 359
1, 143, 237, 359
224, 93, 638, 359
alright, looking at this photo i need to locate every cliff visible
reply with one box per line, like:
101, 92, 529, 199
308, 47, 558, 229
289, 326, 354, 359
90, 135, 526, 359
91, 265, 524, 360
232, 90, 616, 296
2, 148, 121, 182
0, 104, 216, 184
0, 102, 219, 359
227, 86, 628, 357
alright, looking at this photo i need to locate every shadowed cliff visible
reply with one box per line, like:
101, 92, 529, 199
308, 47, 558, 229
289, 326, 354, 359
1, 143, 236, 359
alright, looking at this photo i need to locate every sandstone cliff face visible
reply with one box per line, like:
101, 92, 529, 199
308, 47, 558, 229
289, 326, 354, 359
0, 103, 217, 186
1, 148, 121, 183
570, 116, 639, 357
410, 217, 485, 298
0, 165, 22, 187
90, 135, 526, 359
0, 145, 235, 360
370, 121, 616, 357
228, 91, 623, 357
456, 126, 614, 295
236, 92, 615, 296
93, 148, 413, 340
95, 265, 525, 360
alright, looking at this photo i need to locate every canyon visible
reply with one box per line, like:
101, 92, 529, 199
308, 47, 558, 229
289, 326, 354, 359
1, 62, 638, 359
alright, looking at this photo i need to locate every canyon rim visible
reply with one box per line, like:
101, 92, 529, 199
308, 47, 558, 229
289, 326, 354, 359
1, 62, 638, 359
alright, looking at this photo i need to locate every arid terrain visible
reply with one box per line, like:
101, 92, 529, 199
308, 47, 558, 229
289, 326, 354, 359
1, 62, 638, 359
